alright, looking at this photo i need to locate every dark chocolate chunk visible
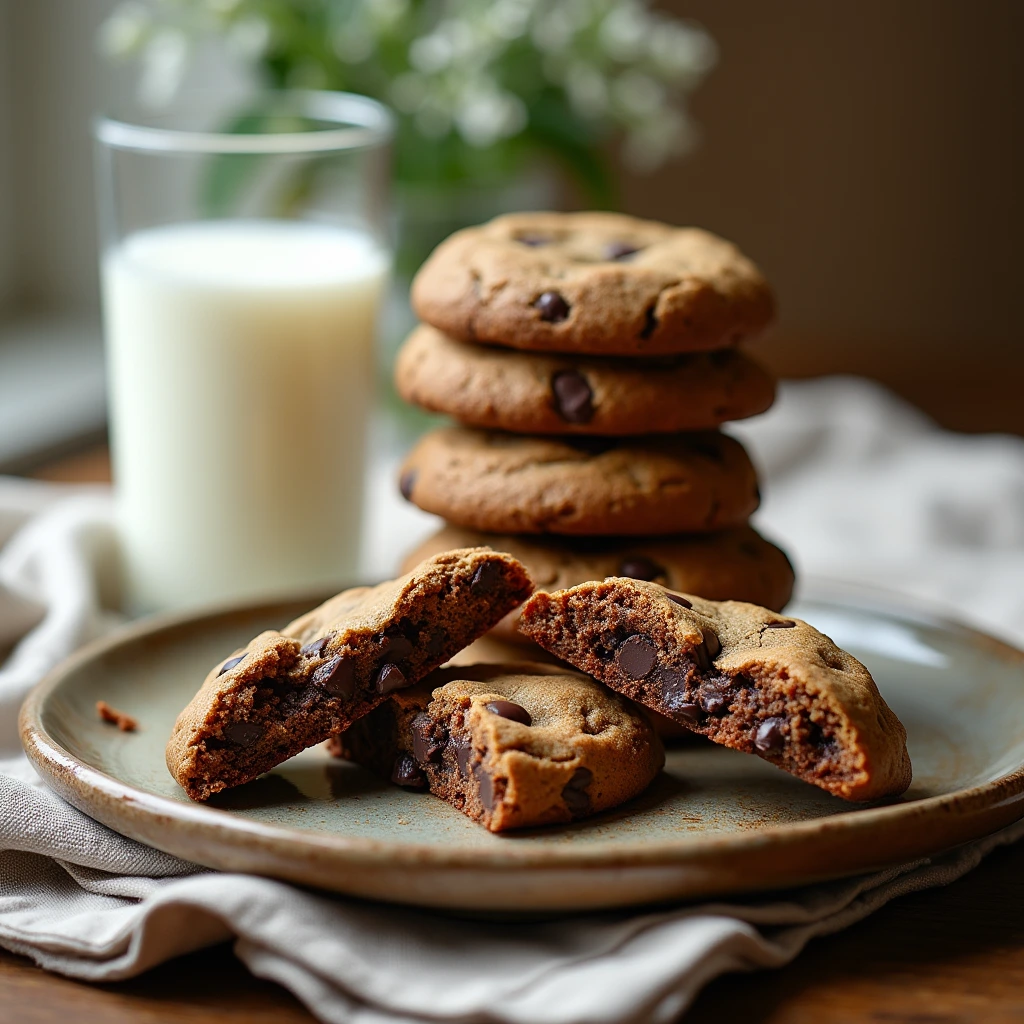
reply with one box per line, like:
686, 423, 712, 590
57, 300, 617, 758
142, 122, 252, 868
618, 555, 665, 582
658, 667, 699, 721
755, 717, 787, 753
451, 734, 473, 777
218, 654, 245, 676
312, 655, 355, 699
470, 559, 504, 596
698, 678, 733, 715
473, 760, 496, 812
534, 291, 570, 322
561, 766, 593, 816
425, 627, 448, 655
667, 593, 692, 608
223, 721, 263, 747
300, 636, 331, 659
381, 630, 413, 661
551, 370, 594, 423
764, 620, 796, 629
391, 752, 427, 789
616, 634, 657, 679
604, 241, 640, 260
640, 304, 658, 339
411, 712, 445, 764
485, 700, 532, 726
399, 469, 417, 500
693, 628, 722, 670
375, 663, 407, 694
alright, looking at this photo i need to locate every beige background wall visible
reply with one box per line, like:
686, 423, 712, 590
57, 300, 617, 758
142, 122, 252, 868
626, 0, 1022, 428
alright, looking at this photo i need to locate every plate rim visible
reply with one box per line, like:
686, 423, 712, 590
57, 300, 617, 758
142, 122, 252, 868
18, 585, 1024, 874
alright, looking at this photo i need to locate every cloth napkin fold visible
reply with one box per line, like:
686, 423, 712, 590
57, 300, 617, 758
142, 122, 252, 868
2, 377, 1023, 1024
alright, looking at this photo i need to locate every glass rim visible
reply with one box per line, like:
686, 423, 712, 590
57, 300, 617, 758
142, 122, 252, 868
94, 89, 394, 155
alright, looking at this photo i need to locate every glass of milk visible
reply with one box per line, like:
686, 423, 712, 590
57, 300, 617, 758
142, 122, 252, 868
94, 91, 392, 612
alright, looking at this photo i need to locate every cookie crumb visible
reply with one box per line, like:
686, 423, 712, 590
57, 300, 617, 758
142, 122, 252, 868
97, 700, 138, 732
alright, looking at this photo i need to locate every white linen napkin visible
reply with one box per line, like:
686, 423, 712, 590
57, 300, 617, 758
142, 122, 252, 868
2, 376, 1023, 1024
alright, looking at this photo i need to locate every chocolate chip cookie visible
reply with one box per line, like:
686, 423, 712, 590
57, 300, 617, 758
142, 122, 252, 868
331, 663, 664, 832
395, 325, 776, 434
519, 580, 912, 801
411, 212, 775, 355
166, 548, 534, 801
403, 525, 795, 642
399, 428, 760, 536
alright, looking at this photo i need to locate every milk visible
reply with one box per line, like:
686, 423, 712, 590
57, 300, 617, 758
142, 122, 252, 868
102, 220, 389, 611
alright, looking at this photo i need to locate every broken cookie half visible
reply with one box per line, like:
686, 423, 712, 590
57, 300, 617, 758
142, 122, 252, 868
519, 579, 911, 802
166, 548, 533, 801
331, 662, 664, 832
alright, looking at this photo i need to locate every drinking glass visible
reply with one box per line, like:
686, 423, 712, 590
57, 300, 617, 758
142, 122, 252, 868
95, 90, 393, 612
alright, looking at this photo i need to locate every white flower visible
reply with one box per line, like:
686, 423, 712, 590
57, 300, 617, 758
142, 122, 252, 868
368, 0, 410, 31
612, 70, 665, 119
455, 88, 527, 147
138, 28, 189, 107
334, 25, 376, 64
648, 21, 717, 82
226, 15, 271, 61
599, 1, 650, 63
97, 2, 151, 57
409, 32, 455, 73
565, 63, 609, 120
389, 72, 427, 114
487, 0, 533, 41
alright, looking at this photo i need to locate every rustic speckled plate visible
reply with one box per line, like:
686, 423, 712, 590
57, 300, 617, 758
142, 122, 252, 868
19, 585, 1024, 912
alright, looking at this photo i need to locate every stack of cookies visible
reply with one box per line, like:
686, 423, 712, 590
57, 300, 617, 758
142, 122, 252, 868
394, 212, 794, 645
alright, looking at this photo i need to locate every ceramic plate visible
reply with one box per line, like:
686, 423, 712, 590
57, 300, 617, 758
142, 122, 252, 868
20, 586, 1024, 912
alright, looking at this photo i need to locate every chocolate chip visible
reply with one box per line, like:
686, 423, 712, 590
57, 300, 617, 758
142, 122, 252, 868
675, 702, 702, 722
375, 663, 407, 694
667, 593, 692, 608
604, 241, 640, 260
551, 369, 594, 423
451, 734, 473, 777
517, 233, 549, 247
561, 767, 593, 816
640, 304, 658, 339
411, 712, 445, 764
764, 620, 796, 629
399, 469, 416, 501
693, 628, 722, 670
473, 761, 496, 811
618, 555, 665, 582
223, 721, 263, 747
391, 753, 427, 789
312, 655, 355, 699
485, 700, 532, 726
658, 667, 697, 718
470, 560, 504, 595
218, 655, 245, 676
755, 717, 786, 753
698, 680, 733, 715
535, 291, 570, 322
300, 636, 331, 658
426, 627, 448, 656
616, 635, 657, 679
381, 631, 413, 661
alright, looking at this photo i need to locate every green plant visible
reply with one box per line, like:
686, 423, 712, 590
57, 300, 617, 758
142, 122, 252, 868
99, 0, 716, 207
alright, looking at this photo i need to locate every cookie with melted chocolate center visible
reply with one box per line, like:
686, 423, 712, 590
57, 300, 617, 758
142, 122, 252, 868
330, 662, 664, 832
519, 579, 911, 802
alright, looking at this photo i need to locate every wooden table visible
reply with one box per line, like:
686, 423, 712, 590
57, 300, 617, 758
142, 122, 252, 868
9, 445, 1024, 1023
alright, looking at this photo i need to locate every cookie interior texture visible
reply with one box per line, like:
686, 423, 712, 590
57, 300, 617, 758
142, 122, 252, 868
411, 212, 776, 355
518, 580, 912, 802
401, 524, 795, 643
394, 324, 777, 435
332, 662, 665, 832
166, 549, 534, 801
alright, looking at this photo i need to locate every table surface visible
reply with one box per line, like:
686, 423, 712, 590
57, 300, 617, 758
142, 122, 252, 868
8, 446, 1024, 1024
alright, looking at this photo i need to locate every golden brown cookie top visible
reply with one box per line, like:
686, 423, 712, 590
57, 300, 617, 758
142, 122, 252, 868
399, 427, 760, 536
395, 324, 776, 435
411, 212, 776, 355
